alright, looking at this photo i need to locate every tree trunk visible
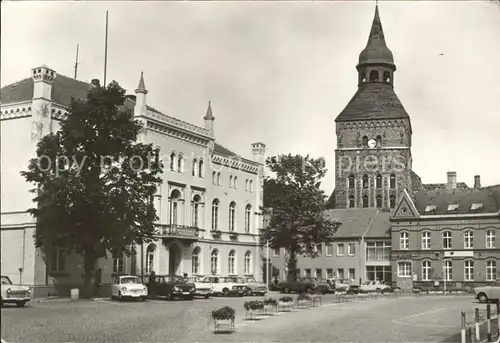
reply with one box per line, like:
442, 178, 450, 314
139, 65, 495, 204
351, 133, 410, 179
82, 250, 97, 298
286, 250, 298, 282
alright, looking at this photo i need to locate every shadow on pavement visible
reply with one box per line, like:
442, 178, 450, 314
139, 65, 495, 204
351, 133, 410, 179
440, 321, 498, 343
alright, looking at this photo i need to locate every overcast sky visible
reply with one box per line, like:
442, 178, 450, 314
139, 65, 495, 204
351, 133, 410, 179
2, 1, 499, 194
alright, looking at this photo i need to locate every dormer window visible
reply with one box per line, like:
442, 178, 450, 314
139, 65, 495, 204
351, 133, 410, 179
424, 205, 437, 214
447, 204, 459, 212
470, 203, 484, 212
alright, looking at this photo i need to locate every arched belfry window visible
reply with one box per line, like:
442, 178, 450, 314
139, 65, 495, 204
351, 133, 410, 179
362, 174, 369, 189
376, 135, 382, 147
383, 71, 391, 83
390, 173, 396, 189
369, 70, 379, 82
376, 174, 382, 189
348, 174, 355, 188
359, 71, 367, 84
362, 136, 368, 147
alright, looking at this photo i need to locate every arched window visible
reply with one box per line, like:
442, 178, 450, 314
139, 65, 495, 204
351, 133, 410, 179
234, 176, 238, 189
177, 155, 184, 173
376, 174, 382, 189
400, 232, 409, 249
229, 201, 236, 231
245, 180, 249, 191
198, 160, 203, 178
348, 174, 355, 188
369, 70, 379, 82
192, 247, 201, 275
421, 260, 431, 281
192, 158, 197, 176
362, 195, 369, 208
486, 260, 497, 281
245, 204, 252, 233
145, 244, 156, 274
389, 194, 396, 208
464, 230, 474, 249
362, 135, 368, 147
376, 195, 382, 208
464, 260, 474, 281
249, 180, 253, 192
442, 230, 452, 249
170, 189, 181, 225
376, 135, 382, 147
217, 172, 221, 186
390, 173, 396, 189
244, 251, 251, 274
383, 71, 391, 83
362, 174, 369, 189
349, 195, 355, 208
228, 250, 236, 275
444, 260, 452, 281
359, 71, 367, 83
210, 249, 219, 275
211, 199, 219, 230
229, 175, 233, 188
212, 171, 217, 185
192, 194, 201, 228
170, 152, 176, 171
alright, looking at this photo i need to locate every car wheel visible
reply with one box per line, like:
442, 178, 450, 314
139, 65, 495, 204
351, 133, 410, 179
16, 301, 26, 308
478, 293, 489, 303
222, 288, 230, 297
204, 294, 210, 299
376, 288, 382, 293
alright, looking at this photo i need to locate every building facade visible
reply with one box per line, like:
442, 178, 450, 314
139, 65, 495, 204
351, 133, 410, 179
0, 67, 266, 296
391, 173, 500, 291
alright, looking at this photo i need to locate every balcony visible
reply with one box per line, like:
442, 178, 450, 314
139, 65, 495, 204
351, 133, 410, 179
155, 224, 199, 241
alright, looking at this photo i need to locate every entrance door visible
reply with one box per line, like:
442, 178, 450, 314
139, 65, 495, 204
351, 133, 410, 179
169, 244, 180, 275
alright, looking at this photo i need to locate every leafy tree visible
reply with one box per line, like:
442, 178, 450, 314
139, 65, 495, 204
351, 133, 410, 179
21, 81, 162, 296
261, 154, 340, 282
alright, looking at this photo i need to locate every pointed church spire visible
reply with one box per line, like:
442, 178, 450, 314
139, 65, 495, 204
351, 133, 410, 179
135, 71, 147, 94
358, 5, 394, 66
203, 101, 215, 136
204, 100, 214, 120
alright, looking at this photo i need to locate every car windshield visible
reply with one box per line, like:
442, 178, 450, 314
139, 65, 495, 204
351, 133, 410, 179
230, 277, 245, 283
121, 277, 141, 284
165, 275, 185, 283
245, 278, 256, 283
186, 277, 199, 283
1, 276, 12, 285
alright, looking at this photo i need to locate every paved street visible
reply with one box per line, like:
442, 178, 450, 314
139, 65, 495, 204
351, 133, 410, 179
1, 293, 498, 342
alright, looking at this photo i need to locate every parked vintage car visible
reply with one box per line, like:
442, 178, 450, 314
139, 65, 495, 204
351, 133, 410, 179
359, 281, 391, 293
185, 276, 213, 299
1, 275, 32, 307
110, 275, 148, 301
475, 279, 500, 303
200, 276, 247, 297
149, 275, 196, 300
315, 279, 335, 294
240, 276, 268, 296
278, 277, 317, 293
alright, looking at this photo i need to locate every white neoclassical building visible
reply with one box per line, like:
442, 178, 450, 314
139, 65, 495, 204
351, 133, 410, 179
0, 65, 266, 296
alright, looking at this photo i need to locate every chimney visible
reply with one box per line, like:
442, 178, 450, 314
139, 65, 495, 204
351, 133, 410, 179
446, 171, 457, 190
32, 65, 56, 100
474, 175, 481, 189
91, 79, 100, 88
252, 142, 266, 165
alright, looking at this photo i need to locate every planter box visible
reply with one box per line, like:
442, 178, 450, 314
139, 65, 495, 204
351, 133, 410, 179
277, 301, 294, 312
263, 303, 278, 314
296, 299, 311, 309
213, 318, 235, 333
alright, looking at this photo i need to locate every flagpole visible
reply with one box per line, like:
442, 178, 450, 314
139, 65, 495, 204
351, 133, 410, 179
103, 10, 109, 87
74, 44, 79, 79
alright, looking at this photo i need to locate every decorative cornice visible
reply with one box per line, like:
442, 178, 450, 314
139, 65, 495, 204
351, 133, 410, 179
337, 118, 409, 131
190, 185, 206, 192
168, 181, 187, 188
0, 101, 33, 120
211, 155, 259, 175
146, 119, 210, 147
137, 109, 211, 138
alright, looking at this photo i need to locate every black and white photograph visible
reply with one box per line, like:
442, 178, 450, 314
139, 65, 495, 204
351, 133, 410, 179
1, 0, 500, 342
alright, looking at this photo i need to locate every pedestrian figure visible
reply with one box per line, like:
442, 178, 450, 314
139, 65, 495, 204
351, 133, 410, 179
94, 268, 102, 298
183, 273, 188, 281
148, 271, 156, 298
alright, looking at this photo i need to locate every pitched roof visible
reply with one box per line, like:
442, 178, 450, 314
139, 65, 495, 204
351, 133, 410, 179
423, 182, 469, 191
410, 171, 426, 192
0, 74, 91, 107
412, 185, 500, 215
324, 208, 379, 238
335, 83, 409, 122
364, 210, 390, 238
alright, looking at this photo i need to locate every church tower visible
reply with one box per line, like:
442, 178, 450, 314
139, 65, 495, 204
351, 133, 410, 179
333, 5, 413, 210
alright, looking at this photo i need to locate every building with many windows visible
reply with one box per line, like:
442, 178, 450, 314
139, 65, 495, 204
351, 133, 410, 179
391, 173, 500, 291
0, 67, 266, 296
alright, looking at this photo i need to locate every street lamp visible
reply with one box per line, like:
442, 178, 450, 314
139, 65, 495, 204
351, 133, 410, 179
435, 252, 446, 294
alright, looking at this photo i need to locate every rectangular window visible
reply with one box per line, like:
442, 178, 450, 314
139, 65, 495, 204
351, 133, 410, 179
421, 232, 431, 250
316, 244, 322, 257
486, 230, 496, 249
444, 260, 452, 281
315, 269, 322, 279
112, 252, 124, 273
50, 248, 66, 272
348, 268, 355, 280
337, 244, 344, 256
337, 268, 344, 279
304, 269, 311, 277
397, 262, 411, 277
442, 231, 452, 249
464, 261, 474, 281
366, 242, 391, 261
348, 243, 356, 256
421, 261, 431, 281
326, 268, 333, 279
486, 260, 497, 281
464, 231, 474, 249
400, 232, 409, 250
273, 248, 280, 257
326, 244, 334, 256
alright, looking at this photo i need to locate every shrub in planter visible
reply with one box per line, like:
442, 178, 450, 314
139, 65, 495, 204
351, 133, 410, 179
278, 296, 294, 303
263, 298, 277, 306
244, 300, 264, 311
212, 306, 236, 321
297, 294, 312, 301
